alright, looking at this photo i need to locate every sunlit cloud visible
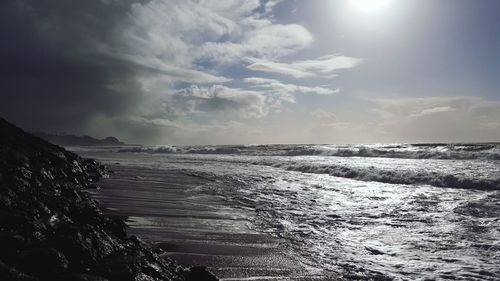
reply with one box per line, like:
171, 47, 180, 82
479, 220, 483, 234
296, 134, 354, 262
244, 77, 339, 96
410, 106, 456, 118
247, 54, 363, 78
167, 85, 267, 119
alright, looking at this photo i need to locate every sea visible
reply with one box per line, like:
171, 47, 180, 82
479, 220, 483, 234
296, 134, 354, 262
76, 143, 500, 280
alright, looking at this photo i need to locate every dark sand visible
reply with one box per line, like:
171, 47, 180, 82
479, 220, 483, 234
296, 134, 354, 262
89, 164, 315, 280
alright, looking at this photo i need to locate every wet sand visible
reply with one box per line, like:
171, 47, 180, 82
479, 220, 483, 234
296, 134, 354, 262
89, 164, 313, 280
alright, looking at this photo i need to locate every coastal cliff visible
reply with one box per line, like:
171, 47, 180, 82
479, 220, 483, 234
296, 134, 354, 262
0, 117, 217, 281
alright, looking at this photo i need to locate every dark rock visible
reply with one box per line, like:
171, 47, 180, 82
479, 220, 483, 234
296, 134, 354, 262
88, 183, 101, 190
50, 225, 98, 270
103, 217, 127, 240
0, 211, 28, 231
0, 117, 215, 281
0, 232, 26, 259
63, 273, 109, 281
184, 267, 218, 281
17, 248, 69, 277
94, 251, 140, 281
0, 260, 38, 281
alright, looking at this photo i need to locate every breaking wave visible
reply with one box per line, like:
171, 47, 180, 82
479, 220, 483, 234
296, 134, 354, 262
117, 143, 500, 160
253, 160, 500, 190
119, 145, 178, 153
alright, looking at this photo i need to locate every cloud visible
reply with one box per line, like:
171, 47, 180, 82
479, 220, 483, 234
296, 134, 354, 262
0, 0, 361, 144
280, 97, 500, 144
263, 0, 284, 15
242, 24, 313, 57
196, 23, 313, 64
247, 60, 312, 78
480, 121, 500, 130
0, 1, 295, 132
370, 97, 478, 119
310, 109, 340, 123
167, 85, 267, 119
366, 96, 500, 142
244, 77, 339, 97
126, 0, 313, 67
410, 106, 456, 118
247, 54, 363, 78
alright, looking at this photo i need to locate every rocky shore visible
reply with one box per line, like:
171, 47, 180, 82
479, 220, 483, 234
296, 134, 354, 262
0, 117, 217, 281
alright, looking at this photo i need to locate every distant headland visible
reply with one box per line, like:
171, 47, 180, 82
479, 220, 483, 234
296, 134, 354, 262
34, 133, 125, 146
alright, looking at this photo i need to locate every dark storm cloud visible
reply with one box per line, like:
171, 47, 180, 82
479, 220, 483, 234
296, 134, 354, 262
0, 0, 147, 133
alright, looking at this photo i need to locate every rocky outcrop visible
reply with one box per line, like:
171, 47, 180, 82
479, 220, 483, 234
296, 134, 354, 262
0, 118, 217, 281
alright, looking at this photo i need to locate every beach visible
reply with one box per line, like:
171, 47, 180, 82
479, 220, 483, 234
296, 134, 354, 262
79, 145, 500, 280
90, 164, 311, 280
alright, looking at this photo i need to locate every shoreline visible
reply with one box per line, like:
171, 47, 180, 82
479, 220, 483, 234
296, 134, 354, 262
89, 163, 311, 280
0, 118, 217, 281
77, 149, 500, 280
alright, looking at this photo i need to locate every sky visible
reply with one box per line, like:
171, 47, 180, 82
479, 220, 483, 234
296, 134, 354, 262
1, 0, 499, 145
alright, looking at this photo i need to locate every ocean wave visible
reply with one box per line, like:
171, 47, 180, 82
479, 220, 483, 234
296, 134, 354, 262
281, 144, 500, 160
254, 161, 500, 190
118, 145, 177, 153
116, 143, 500, 160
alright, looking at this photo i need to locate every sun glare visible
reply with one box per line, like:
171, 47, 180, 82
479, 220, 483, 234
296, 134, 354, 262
348, 0, 391, 13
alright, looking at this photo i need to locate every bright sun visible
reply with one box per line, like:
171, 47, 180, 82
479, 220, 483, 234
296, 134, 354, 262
348, 0, 391, 13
